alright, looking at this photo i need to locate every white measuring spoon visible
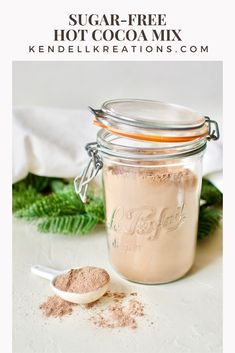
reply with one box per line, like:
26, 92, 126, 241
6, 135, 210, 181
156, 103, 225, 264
31, 265, 110, 304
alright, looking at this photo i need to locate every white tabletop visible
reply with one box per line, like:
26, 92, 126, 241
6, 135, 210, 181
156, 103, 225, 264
13, 218, 222, 353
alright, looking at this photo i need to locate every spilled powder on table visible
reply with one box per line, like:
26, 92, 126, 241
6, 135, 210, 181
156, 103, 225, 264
40, 290, 146, 329
90, 292, 145, 329
40, 295, 75, 318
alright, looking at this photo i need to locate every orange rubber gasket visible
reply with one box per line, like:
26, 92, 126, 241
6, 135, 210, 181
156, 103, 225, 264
93, 118, 208, 143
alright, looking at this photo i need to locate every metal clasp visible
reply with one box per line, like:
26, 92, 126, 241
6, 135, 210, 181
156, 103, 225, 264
205, 116, 220, 141
74, 142, 103, 203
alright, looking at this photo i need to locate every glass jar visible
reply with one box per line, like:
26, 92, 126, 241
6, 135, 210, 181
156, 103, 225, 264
75, 99, 219, 284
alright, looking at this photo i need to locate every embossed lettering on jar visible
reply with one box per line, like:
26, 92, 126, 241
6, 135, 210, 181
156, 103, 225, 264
75, 99, 220, 284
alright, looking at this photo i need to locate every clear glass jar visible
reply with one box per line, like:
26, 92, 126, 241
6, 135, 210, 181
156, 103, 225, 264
75, 99, 219, 284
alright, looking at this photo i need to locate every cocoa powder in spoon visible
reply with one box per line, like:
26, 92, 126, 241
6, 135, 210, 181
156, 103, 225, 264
39, 266, 146, 328
54, 266, 110, 293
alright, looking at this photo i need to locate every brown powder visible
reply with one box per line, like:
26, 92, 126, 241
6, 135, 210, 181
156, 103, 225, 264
104, 290, 126, 300
84, 291, 126, 308
39, 290, 146, 328
107, 165, 197, 188
54, 266, 110, 293
84, 300, 100, 309
128, 299, 145, 316
90, 297, 145, 329
104, 164, 200, 284
40, 295, 74, 318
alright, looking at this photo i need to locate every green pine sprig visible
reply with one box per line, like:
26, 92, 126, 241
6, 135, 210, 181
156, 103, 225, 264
197, 178, 222, 239
85, 195, 105, 223
12, 173, 222, 238
37, 214, 99, 235
12, 186, 43, 213
198, 206, 222, 240
15, 191, 85, 219
13, 173, 103, 235
200, 178, 223, 205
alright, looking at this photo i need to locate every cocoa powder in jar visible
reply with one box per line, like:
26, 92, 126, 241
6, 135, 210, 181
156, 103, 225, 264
103, 164, 200, 283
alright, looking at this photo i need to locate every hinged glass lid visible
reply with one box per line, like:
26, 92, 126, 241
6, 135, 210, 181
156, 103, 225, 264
102, 99, 205, 129
89, 99, 219, 142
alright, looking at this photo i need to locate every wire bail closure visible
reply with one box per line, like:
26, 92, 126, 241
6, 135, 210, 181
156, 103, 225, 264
74, 113, 219, 203
74, 142, 103, 203
205, 116, 220, 140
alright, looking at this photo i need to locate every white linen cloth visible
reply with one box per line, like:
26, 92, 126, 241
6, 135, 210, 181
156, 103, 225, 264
13, 107, 223, 192
13, 107, 98, 183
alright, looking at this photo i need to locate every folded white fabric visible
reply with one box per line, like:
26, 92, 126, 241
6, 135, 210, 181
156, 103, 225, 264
13, 107, 223, 192
13, 107, 98, 183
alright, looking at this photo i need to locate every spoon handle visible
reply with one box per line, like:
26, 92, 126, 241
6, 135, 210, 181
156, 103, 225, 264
31, 265, 61, 281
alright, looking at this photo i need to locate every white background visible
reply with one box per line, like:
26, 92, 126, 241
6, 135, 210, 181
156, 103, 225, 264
0, 0, 233, 352
13, 61, 222, 129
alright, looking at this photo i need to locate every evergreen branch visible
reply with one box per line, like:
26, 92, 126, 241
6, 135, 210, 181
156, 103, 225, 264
50, 180, 67, 193
26, 173, 52, 192
37, 214, 99, 235
201, 179, 222, 205
13, 173, 52, 193
198, 206, 222, 239
13, 178, 30, 193
12, 186, 43, 212
15, 191, 85, 219
12, 174, 222, 238
85, 195, 105, 222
